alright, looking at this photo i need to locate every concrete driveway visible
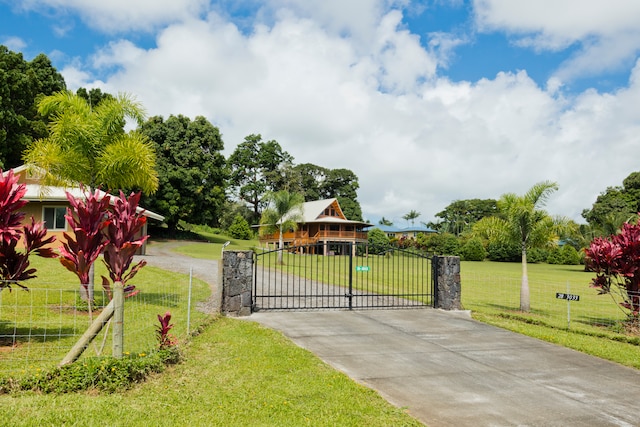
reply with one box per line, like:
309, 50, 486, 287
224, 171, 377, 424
250, 309, 640, 427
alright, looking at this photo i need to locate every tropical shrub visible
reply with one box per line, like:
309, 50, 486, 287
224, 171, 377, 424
527, 247, 549, 264
59, 189, 111, 301
418, 233, 460, 256
486, 241, 520, 262
367, 228, 390, 254
460, 237, 486, 261
228, 214, 253, 240
547, 245, 581, 265
585, 218, 640, 316
0, 169, 57, 290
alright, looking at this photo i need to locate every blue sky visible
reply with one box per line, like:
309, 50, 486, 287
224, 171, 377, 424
2, 0, 640, 224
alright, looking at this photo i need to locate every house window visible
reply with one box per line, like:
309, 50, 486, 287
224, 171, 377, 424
43, 207, 67, 230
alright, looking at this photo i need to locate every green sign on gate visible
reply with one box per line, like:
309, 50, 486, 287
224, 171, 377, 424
355, 266, 370, 272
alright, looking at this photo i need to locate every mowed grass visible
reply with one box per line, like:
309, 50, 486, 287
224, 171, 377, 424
0, 256, 210, 373
461, 261, 640, 369
1, 317, 421, 427
170, 235, 259, 260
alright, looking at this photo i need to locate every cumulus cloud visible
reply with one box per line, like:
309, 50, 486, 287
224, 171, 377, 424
15, 0, 208, 33
54, 2, 640, 224
473, 0, 640, 83
1, 36, 26, 51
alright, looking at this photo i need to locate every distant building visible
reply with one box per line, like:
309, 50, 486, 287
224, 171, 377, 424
373, 224, 437, 240
259, 198, 372, 255
7, 165, 164, 255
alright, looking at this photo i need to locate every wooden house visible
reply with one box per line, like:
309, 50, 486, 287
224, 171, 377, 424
259, 198, 372, 255
6, 166, 164, 255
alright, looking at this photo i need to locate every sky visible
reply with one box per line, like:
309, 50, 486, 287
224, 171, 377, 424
2, 0, 640, 226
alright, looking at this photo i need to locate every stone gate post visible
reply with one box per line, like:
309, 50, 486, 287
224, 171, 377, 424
221, 250, 253, 316
434, 256, 461, 310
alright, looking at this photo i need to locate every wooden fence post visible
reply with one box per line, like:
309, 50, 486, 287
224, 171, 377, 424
59, 300, 115, 366
112, 281, 124, 358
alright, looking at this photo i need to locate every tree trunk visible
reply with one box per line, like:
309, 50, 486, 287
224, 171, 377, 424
520, 247, 530, 312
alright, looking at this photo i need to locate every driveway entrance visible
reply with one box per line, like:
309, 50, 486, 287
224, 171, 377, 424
250, 309, 640, 427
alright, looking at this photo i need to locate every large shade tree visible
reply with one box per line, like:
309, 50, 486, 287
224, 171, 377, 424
472, 181, 573, 312
293, 163, 363, 220
140, 114, 226, 233
23, 91, 158, 194
0, 46, 66, 168
259, 190, 304, 264
582, 171, 640, 237
228, 134, 293, 223
432, 199, 498, 236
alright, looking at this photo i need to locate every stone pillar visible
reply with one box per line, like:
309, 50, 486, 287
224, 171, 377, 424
221, 250, 254, 316
434, 256, 461, 310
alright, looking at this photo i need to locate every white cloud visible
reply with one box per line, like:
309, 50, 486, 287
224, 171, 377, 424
473, 0, 640, 83
16, 0, 208, 33
1, 36, 26, 51
58, 3, 640, 225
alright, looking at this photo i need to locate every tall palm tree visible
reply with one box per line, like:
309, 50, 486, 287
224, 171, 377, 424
472, 181, 573, 312
23, 91, 158, 193
260, 190, 305, 264
403, 210, 421, 226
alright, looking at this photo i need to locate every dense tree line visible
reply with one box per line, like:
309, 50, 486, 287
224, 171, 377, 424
0, 45, 66, 168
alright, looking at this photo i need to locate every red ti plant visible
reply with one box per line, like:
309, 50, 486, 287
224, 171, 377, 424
0, 169, 57, 291
156, 311, 177, 349
59, 189, 111, 301
101, 191, 148, 297
585, 217, 640, 317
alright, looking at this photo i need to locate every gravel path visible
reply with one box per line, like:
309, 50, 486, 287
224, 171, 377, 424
136, 240, 221, 314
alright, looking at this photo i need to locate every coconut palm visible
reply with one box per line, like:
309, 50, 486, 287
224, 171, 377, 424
260, 190, 305, 264
472, 181, 573, 312
23, 91, 158, 193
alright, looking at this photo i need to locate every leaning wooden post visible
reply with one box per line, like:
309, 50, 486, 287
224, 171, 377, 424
59, 299, 115, 366
112, 281, 124, 358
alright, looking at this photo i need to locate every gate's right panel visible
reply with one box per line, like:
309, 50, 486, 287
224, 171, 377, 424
350, 244, 433, 308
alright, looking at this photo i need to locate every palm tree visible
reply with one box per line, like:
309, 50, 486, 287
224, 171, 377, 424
378, 217, 393, 226
472, 181, 573, 312
403, 210, 421, 226
23, 91, 158, 303
23, 91, 158, 193
260, 190, 305, 264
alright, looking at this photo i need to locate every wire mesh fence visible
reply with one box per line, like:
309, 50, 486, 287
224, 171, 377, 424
0, 270, 211, 376
461, 265, 630, 336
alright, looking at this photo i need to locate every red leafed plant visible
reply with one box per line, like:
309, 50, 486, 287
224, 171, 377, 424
59, 188, 111, 301
101, 191, 148, 298
585, 218, 640, 317
0, 169, 57, 291
156, 311, 177, 349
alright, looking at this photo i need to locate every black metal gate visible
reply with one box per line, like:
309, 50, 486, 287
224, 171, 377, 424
253, 242, 435, 310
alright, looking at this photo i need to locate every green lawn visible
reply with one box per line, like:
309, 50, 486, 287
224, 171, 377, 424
0, 257, 210, 374
169, 235, 259, 260
460, 260, 640, 368
1, 317, 421, 426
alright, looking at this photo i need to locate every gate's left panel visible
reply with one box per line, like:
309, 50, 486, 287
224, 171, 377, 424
253, 244, 350, 310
